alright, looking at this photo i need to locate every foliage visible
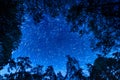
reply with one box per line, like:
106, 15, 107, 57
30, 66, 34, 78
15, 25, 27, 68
88, 52, 120, 80
24, 0, 77, 23
0, 0, 24, 69
22, 0, 120, 55
31, 65, 43, 80
66, 0, 120, 55
57, 72, 64, 80
43, 66, 57, 80
5, 57, 32, 80
0, 53, 119, 80
65, 55, 85, 80
0, 0, 120, 80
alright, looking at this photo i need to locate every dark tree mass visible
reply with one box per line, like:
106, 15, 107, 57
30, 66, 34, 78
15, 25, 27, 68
0, 0, 120, 80
67, 0, 120, 55
0, 0, 23, 69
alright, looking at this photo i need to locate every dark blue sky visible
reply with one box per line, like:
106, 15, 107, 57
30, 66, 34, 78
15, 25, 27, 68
12, 14, 96, 75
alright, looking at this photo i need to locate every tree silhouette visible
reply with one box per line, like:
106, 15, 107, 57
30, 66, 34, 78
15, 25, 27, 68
57, 72, 64, 80
0, 0, 24, 69
5, 57, 32, 80
43, 66, 57, 80
89, 52, 120, 80
31, 65, 43, 80
66, 0, 120, 55
65, 55, 85, 80
0, 1, 119, 80
2, 54, 120, 80
23, 0, 78, 23
7, 58, 16, 73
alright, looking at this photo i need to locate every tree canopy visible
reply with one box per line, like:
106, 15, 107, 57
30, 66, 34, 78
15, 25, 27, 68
0, 0, 23, 69
22, 0, 120, 55
0, 0, 120, 79
66, 0, 120, 55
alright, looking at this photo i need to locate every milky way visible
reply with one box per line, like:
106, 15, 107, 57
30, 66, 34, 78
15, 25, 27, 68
12, 14, 96, 75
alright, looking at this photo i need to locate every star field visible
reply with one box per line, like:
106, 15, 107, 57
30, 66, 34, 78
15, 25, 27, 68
12, 14, 96, 75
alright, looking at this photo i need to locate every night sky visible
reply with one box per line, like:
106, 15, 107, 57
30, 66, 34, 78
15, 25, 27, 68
11, 14, 97, 75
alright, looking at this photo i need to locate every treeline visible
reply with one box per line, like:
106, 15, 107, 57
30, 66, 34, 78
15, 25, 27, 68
0, 52, 119, 80
0, 0, 120, 80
